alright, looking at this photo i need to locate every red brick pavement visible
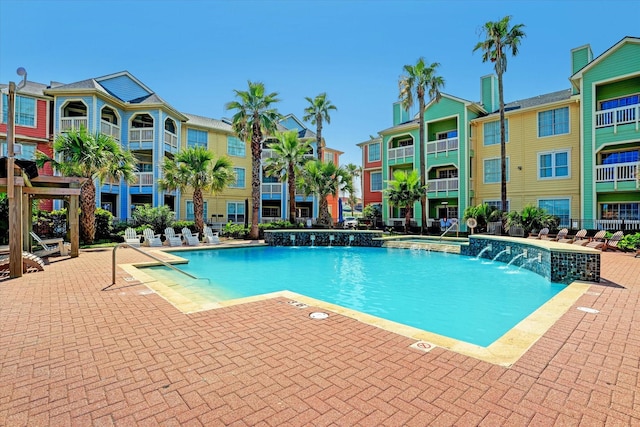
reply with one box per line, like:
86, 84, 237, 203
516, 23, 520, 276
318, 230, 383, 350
1, 246, 639, 426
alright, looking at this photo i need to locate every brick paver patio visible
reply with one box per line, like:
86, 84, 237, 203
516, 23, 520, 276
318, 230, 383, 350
1, 244, 639, 426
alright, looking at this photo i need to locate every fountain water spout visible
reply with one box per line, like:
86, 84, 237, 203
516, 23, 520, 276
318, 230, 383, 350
474, 244, 492, 260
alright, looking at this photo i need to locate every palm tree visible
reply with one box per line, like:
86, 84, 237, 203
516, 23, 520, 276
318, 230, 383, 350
303, 93, 337, 163
385, 169, 426, 234
399, 58, 445, 233
226, 81, 281, 239
263, 130, 311, 223
344, 163, 362, 214
298, 160, 352, 227
36, 126, 137, 244
474, 15, 526, 212
158, 146, 235, 235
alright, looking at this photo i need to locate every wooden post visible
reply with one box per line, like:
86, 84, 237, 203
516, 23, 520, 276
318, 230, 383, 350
7, 81, 23, 278
69, 193, 79, 257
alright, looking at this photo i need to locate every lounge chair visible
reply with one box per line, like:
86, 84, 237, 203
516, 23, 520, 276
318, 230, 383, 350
547, 228, 569, 241
203, 226, 221, 245
602, 231, 624, 252
560, 229, 586, 244
142, 228, 163, 247
29, 231, 70, 257
181, 227, 200, 246
527, 227, 549, 239
164, 227, 183, 247
124, 227, 141, 248
0, 251, 45, 274
583, 230, 608, 249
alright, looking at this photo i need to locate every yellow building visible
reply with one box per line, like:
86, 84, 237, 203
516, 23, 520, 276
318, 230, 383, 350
471, 88, 582, 226
180, 113, 251, 228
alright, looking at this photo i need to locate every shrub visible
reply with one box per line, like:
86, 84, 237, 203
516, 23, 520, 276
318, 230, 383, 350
0, 193, 7, 244
223, 223, 249, 239
619, 232, 640, 251
173, 220, 195, 233
463, 203, 502, 232
131, 204, 175, 234
94, 208, 113, 240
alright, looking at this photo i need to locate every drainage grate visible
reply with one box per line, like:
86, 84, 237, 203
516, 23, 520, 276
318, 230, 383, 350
410, 341, 436, 353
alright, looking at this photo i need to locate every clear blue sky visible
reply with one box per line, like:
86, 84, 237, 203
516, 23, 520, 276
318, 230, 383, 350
1, 0, 639, 168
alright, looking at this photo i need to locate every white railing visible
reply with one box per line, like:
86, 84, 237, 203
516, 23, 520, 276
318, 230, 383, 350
262, 183, 282, 196
164, 130, 178, 149
426, 137, 459, 156
388, 145, 414, 161
595, 162, 639, 189
595, 219, 640, 231
100, 120, 120, 141
595, 105, 639, 130
426, 178, 459, 193
60, 117, 88, 132
129, 128, 154, 144
133, 172, 154, 186
261, 149, 276, 159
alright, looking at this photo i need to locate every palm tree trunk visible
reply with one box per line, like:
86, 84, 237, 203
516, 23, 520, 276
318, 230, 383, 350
405, 205, 412, 234
194, 187, 204, 234
418, 95, 427, 234
250, 122, 262, 240
288, 165, 296, 223
498, 72, 507, 213
80, 179, 96, 244
316, 119, 326, 226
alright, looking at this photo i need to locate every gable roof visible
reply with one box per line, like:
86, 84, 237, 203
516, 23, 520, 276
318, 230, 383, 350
571, 36, 640, 81
182, 113, 233, 132
481, 89, 573, 117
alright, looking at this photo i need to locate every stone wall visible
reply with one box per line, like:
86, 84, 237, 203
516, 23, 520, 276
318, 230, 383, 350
264, 230, 385, 247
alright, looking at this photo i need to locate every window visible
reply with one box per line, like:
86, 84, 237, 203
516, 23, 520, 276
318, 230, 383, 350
186, 201, 208, 221
600, 203, 639, 221
370, 171, 382, 191
538, 107, 569, 137
397, 138, 413, 147
227, 201, 245, 223
539, 199, 570, 226
484, 200, 510, 212
368, 142, 380, 162
539, 150, 569, 179
437, 130, 458, 139
229, 167, 245, 188
600, 94, 639, 110
187, 129, 207, 148
601, 150, 639, 164
437, 169, 458, 179
0, 140, 36, 160
483, 157, 509, 184
2, 94, 36, 126
227, 136, 245, 157
262, 206, 280, 217
137, 163, 153, 172
483, 120, 508, 146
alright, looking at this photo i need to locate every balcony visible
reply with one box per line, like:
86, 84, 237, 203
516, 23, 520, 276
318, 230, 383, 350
595, 105, 639, 131
426, 178, 459, 194
388, 145, 414, 162
262, 183, 282, 197
129, 128, 154, 146
164, 130, 178, 149
100, 120, 120, 141
595, 162, 639, 189
132, 172, 154, 187
426, 137, 458, 156
60, 117, 88, 132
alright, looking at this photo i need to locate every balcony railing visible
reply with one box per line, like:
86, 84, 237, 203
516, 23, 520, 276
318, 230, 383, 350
132, 172, 154, 186
262, 183, 282, 196
388, 145, 414, 161
595, 105, 639, 130
426, 178, 459, 193
261, 149, 276, 159
129, 128, 154, 145
100, 120, 120, 141
164, 130, 178, 149
426, 137, 458, 156
595, 161, 639, 189
60, 117, 88, 132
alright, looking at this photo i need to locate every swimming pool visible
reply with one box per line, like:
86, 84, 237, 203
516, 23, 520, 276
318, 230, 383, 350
142, 246, 566, 348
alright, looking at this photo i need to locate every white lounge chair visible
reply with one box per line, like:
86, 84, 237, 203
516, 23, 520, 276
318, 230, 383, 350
0, 251, 46, 274
181, 227, 200, 246
142, 228, 163, 247
124, 227, 141, 248
203, 226, 221, 245
164, 227, 183, 247
29, 231, 70, 257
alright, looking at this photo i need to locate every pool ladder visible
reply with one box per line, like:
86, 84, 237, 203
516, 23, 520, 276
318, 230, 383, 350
107, 243, 207, 290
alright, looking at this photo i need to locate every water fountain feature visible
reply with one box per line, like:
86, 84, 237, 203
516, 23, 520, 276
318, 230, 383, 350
507, 251, 527, 267
492, 246, 511, 262
474, 244, 493, 260
310, 235, 316, 247
348, 235, 354, 247
329, 235, 335, 247
289, 234, 296, 246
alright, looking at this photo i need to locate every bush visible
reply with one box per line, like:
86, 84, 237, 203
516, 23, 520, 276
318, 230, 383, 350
173, 220, 195, 233
0, 193, 7, 244
619, 232, 640, 251
131, 204, 175, 234
505, 205, 558, 235
463, 203, 502, 233
94, 208, 113, 240
223, 223, 249, 239
33, 208, 68, 238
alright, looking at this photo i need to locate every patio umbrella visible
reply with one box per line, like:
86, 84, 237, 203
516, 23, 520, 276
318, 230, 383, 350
338, 198, 344, 223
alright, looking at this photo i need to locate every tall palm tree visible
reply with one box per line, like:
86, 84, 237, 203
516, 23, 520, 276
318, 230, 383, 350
158, 146, 235, 235
399, 58, 445, 233
303, 93, 337, 163
385, 169, 426, 234
344, 163, 362, 214
298, 160, 352, 227
226, 81, 281, 239
263, 130, 311, 223
36, 126, 137, 244
474, 15, 526, 212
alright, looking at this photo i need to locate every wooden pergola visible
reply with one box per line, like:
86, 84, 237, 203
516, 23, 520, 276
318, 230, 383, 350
1, 174, 84, 278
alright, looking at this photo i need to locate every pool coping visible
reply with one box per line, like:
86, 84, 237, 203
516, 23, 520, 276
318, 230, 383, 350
119, 245, 592, 367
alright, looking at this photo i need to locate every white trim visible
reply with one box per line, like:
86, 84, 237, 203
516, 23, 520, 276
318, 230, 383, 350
537, 148, 571, 180
537, 106, 570, 139
482, 156, 510, 184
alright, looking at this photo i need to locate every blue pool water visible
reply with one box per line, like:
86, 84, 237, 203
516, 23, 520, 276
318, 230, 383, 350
145, 246, 565, 347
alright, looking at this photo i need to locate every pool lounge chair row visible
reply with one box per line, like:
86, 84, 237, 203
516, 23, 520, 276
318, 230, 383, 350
526, 228, 625, 251
124, 226, 221, 248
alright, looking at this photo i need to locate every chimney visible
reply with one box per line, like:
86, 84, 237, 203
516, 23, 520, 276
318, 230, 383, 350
480, 74, 499, 113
